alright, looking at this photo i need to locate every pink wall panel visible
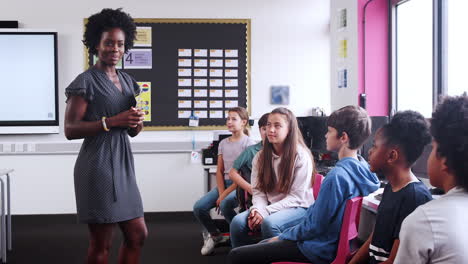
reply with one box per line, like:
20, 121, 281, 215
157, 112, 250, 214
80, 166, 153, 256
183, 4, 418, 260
358, 0, 389, 116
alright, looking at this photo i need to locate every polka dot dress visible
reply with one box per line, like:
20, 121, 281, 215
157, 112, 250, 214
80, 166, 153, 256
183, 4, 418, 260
65, 67, 144, 224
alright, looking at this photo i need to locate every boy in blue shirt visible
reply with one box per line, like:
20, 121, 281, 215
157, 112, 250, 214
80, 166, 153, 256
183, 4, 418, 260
349, 111, 433, 264
228, 105, 380, 264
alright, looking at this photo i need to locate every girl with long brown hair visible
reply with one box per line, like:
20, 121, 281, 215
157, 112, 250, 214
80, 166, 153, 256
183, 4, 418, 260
230, 107, 316, 248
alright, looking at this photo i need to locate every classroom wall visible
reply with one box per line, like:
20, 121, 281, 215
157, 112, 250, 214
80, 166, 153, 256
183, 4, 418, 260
330, 0, 360, 111
0, 0, 331, 214
330, 0, 390, 116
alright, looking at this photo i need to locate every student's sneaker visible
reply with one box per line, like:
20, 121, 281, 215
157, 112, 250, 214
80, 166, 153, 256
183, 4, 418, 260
200, 234, 229, 255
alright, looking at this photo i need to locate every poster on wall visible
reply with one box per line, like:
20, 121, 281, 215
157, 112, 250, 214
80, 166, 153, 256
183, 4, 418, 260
136, 82, 152, 121
135, 27, 152, 47
338, 69, 348, 89
338, 8, 347, 30
339, 39, 347, 59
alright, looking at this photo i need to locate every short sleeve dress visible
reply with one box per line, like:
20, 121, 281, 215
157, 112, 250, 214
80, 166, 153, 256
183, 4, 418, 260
65, 67, 144, 223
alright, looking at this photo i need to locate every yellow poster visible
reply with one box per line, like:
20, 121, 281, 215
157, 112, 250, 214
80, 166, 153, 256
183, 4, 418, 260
135, 27, 152, 47
137, 82, 152, 122
339, 39, 347, 58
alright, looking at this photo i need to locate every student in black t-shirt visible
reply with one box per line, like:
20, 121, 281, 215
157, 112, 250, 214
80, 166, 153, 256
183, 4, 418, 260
349, 111, 433, 264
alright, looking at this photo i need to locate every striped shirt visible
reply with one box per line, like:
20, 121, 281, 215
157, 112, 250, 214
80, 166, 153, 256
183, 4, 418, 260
369, 181, 432, 263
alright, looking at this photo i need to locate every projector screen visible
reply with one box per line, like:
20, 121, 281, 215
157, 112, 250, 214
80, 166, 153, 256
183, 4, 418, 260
0, 30, 59, 134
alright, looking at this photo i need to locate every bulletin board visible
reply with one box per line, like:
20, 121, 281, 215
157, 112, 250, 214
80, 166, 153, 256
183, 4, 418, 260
84, 19, 251, 130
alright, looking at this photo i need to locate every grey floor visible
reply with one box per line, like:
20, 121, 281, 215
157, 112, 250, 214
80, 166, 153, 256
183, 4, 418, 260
8, 213, 230, 264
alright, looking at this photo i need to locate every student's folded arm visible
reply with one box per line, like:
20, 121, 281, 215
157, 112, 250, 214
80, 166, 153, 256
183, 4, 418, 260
393, 208, 433, 264
279, 174, 346, 242
265, 158, 312, 214
249, 155, 269, 217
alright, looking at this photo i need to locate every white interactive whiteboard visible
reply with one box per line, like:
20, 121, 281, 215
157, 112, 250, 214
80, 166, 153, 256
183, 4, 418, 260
0, 30, 59, 134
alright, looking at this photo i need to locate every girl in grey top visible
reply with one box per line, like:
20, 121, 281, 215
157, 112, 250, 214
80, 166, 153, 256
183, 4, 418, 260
193, 107, 254, 255
64, 8, 147, 263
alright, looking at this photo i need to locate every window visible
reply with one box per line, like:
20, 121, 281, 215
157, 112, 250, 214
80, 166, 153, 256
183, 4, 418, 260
447, 1, 468, 96
396, 0, 433, 117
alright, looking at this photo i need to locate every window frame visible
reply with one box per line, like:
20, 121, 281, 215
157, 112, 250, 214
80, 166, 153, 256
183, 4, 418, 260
390, 0, 448, 115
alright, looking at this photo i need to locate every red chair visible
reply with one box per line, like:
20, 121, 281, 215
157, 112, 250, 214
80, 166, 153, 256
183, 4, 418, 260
313, 174, 324, 200
272, 196, 364, 264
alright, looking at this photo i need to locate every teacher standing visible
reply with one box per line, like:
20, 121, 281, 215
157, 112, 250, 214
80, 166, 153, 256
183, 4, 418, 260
64, 8, 147, 264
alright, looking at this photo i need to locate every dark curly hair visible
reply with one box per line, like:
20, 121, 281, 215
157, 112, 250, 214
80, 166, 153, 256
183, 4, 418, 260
380, 110, 431, 166
431, 95, 468, 191
327, 105, 371, 150
83, 8, 137, 55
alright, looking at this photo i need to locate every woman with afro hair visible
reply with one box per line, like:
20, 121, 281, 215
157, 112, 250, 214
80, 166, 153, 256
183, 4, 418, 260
64, 8, 147, 264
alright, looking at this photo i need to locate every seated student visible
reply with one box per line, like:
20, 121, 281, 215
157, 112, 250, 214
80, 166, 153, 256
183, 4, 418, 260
229, 108, 315, 248
394, 95, 468, 264
229, 113, 269, 211
193, 107, 255, 255
228, 105, 380, 264
349, 111, 433, 264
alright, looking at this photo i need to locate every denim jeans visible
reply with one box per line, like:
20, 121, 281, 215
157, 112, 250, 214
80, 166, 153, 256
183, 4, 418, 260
229, 207, 307, 248
193, 179, 238, 235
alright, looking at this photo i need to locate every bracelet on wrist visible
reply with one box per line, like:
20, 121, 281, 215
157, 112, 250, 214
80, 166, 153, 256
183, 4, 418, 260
101, 116, 110, 132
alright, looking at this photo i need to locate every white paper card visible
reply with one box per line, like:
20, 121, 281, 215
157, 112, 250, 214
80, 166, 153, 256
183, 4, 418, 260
194, 59, 208, 67
189, 118, 199, 127
194, 79, 208, 87
210, 100, 223, 108
210, 89, 223, 97
194, 100, 208, 108
225, 89, 238, 97
178, 59, 192, 67
178, 89, 192, 97
225, 49, 238, 57
178, 79, 192, 87
178, 100, 192, 108
210, 59, 223, 67
210, 110, 223, 118
225, 59, 238, 67
225, 110, 230, 118
194, 89, 208, 97
178, 68, 192, 77
178, 49, 192, 57
225, 79, 238, 87
209, 79, 223, 87
225, 69, 238, 77
194, 49, 207, 57
178, 111, 191, 118
210, 49, 223, 57
194, 110, 208, 118
194, 69, 208, 77
225, 100, 238, 108
209, 69, 223, 77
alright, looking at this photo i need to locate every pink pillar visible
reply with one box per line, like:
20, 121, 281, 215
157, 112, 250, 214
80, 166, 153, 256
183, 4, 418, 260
358, 0, 389, 116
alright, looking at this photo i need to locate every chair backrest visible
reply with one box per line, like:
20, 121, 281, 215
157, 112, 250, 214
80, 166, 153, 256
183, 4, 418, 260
313, 174, 324, 200
332, 196, 363, 264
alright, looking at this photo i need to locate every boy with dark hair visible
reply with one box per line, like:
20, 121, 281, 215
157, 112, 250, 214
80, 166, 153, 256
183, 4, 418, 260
228, 105, 379, 264
229, 113, 269, 211
349, 111, 433, 264
395, 95, 468, 264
